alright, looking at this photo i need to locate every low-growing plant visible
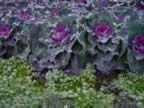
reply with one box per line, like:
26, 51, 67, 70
111, 73, 144, 108
45, 64, 96, 95
74, 90, 115, 108
0, 57, 43, 108
45, 64, 115, 108
0, 58, 116, 108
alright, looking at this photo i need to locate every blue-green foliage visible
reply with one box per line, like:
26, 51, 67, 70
0, 0, 140, 74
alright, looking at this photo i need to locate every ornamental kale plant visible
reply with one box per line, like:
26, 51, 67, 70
127, 19, 144, 73
29, 15, 82, 73
78, 9, 128, 74
28, 0, 130, 74
0, 0, 144, 74
0, 23, 30, 59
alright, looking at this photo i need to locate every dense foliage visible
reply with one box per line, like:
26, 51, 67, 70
1, 57, 144, 107
0, 0, 143, 74
0, 57, 115, 108
112, 73, 144, 107
1, 0, 144, 107
44, 65, 115, 108
0, 57, 42, 107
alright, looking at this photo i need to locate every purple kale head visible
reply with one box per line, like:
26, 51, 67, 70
0, 25, 12, 39
51, 25, 71, 43
79, 0, 87, 4
136, 0, 144, 10
16, 13, 32, 21
94, 23, 113, 40
49, 8, 62, 16
131, 35, 144, 55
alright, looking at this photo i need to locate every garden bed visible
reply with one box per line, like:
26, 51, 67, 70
0, 0, 144, 108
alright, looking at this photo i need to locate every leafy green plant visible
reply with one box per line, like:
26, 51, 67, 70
45, 64, 115, 108
113, 73, 144, 97
112, 73, 144, 108
39, 94, 74, 108
0, 57, 43, 108
74, 90, 114, 108
45, 64, 96, 96
0, 58, 116, 108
